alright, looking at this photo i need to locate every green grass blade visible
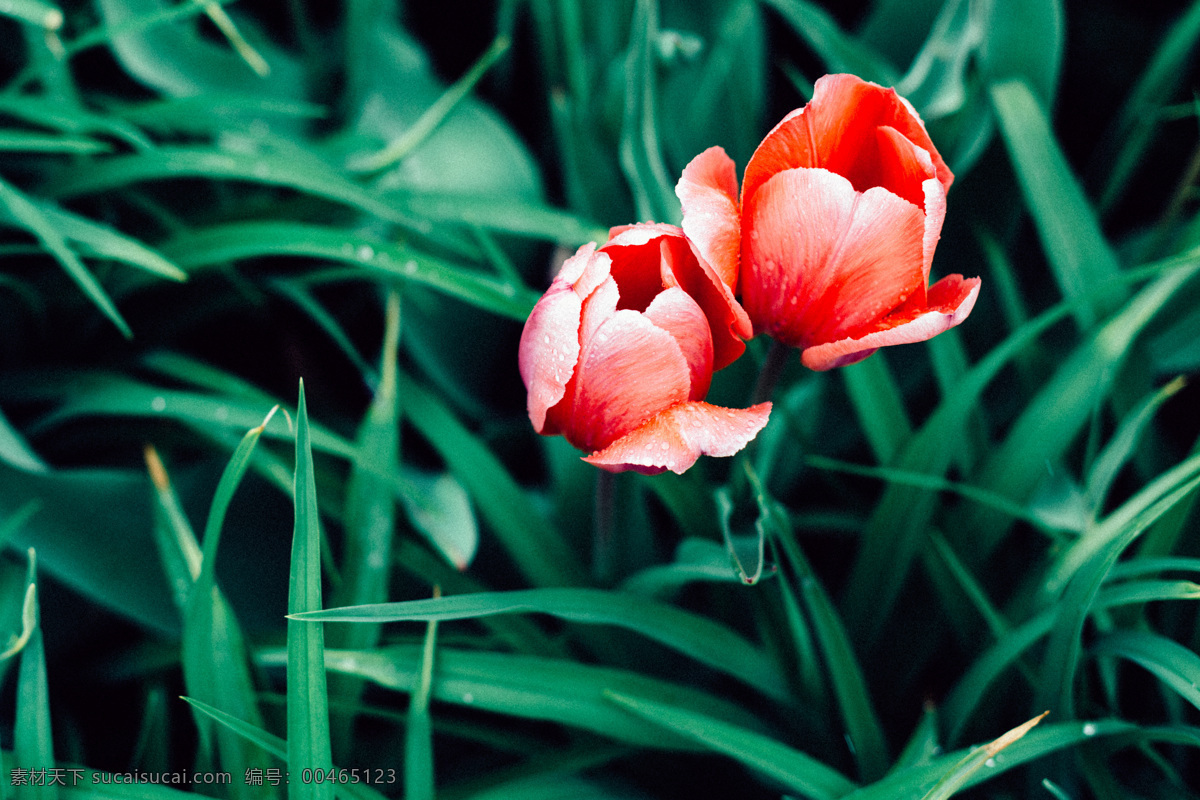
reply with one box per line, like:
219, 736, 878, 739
955, 260, 1200, 567
619, 0, 680, 224
1091, 630, 1200, 711
288, 382, 334, 800
841, 352, 911, 465
619, 538, 742, 597
352, 35, 511, 173
990, 79, 1123, 328
388, 194, 605, 247
405, 599, 439, 800
759, 0, 897, 84
143, 445, 201, 612
299, 644, 767, 749
328, 292, 400, 751
161, 221, 537, 321
13, 551, 55, 800
0, 405, 47, 474
604, 690, 857, 799
45, 147, 427, 232
0, 173, 131, 338
0, 0, 61, 30
183, 409, 277, 800
0, 130, 107, 154
1098, 0, 1200, 212
292, 587, 790, 702
772, 509, 889, 781
401, 374, 586, 588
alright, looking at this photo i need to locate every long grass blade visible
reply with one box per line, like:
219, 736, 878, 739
13, 550, 55, 800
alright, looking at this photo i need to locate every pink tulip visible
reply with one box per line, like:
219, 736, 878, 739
678, 73, 980, 371
519, 223, 770, 475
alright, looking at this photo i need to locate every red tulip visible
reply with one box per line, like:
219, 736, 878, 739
519, 223, 770, 475
677, 73, 980, 371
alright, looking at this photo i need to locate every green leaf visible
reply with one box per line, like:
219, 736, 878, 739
405, 600, 439, 800
0, 405, 47, 474
0, 130, 108, 154
990, 78, 1122, 328
0, 0, 62, 30
0, 173, 131, 338
401, 375, 587, 588
287, 382, 334, 800
1091, 630, 1200, 712
604, 690, 857, 799
296, 644, 768, 750
292, 587, 790, 702
161, 221, 537, 321
759, 0, 897, 84
619, 538, 742, 597
916, 713, 1047, 800
976, 0, 1063, 108
14, 551, 55, 800
841, 352, 912, 465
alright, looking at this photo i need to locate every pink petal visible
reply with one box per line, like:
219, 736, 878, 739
658, 233, 752, 371
800, 275, 980, 371
741, 167, 925, 348
583, 401, 773, 475
568, 309, 692, 454
643, 287, 715, 400
676, 146, 742, 289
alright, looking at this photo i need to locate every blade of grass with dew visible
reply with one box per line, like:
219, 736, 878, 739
45, 146, 432, 234
288, 382, 333, 800
604, 690, 856, 799
1091, 630, 1200, 711
292, 644, 768, 750
0, 405, 47, 474
1098, 0, 1200, 213
183, 409, 278, 800
293, 587, 790, 702
941, 578, 1200, 744
916, 713, 1048, 800
759, 0, 897, 84
400, 374, 586, 588
0, 173, 130, 338
160, 221, 536, 321
0, 0, 61, 31
954, 259, 1200, 568
1036, 460, 1200, 720
771, 504, 889, 781
619, 0, 680, 225
328, 291, 400, 753
841, 351, 911, 465
0, 574, 37, 662
14, 550, 54, 800
990, 78, 1123, 328
351, 35, 510, 173
406, 592, 439, 800
143, 444, 202, 612
35, 375, 355, 460
0, 130, 108, 155
1084, 376, 1186, 521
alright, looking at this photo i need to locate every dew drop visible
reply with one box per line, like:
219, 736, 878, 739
461, 692, 474, 704
543, 335, 551, 345
1082, 722, 1096, 737
356, 244, 375, 261
660, 441, 669, 450
404, 260, 418, 275
984, 758, 995, 768
151, 396, 167, 412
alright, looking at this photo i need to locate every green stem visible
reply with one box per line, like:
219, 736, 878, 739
752, 338, 791, 405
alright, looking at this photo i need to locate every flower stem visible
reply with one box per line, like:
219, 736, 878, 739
593, 469, 616, 584
751, 338, 791, 405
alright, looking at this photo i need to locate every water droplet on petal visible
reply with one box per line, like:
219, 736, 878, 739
544, 335, 551, 345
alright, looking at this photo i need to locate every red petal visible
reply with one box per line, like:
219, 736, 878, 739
676, 146, 742, 289
568, 309, 692, 453
583, 401, 772, 475
800, 275, 980, 370
643, 287, 714, 400
741, 167, 925, 348
742, 74, 952, 209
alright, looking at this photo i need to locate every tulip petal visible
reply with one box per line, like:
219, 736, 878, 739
742, 74, 952, 208
742, 167, 925, 347
519, 247, 600, 432
584, 401, 773, 475
643, 287, 715, 400
569, 309, 692, 454
677, 146, 742, 289
800, 275, 981, 371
